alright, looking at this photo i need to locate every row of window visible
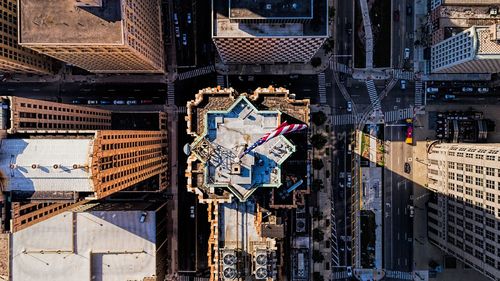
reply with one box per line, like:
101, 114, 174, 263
19, 102, 110, 116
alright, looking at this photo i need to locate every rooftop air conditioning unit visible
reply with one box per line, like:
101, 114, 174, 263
254, 250, 269, 280
222, 250, 238, 280
296, 218, 306, 232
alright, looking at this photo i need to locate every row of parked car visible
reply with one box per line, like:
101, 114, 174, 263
72, 99, 155, 105
426, 86, 490, 94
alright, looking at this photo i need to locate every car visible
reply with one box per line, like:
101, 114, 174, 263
173, 13, 178, 25
404, 162, 411, 173
409, 206, 415, 218
182, 33, 187, 46
477, 87, 489, 93
346, 174, 352, 188
461, 87, 473, 92
175, 26, 180, 38
404, 48, 410, 59
347, 101, 352, 112
406, 5, 412, 15
126, 100, 138, 105
426, 87, 439, 93
346, 266, 353, 277
345, 22, 352, 35
406, 124, 413, 144
289, 74, 299, 79
190, 206, 195, 219
139, 211, 148, 223
87, 100, 98, 105
99, 100, 111, 105
436, 134, 443, 138
72, 99, 83, 104
140, 99, 153, 104
444, 94, 456, 100
400, 80, 407, 90
248, 76, 255, 81
113, 100, 125, 105
187, 13, 192, 24
393, 10, 400, 22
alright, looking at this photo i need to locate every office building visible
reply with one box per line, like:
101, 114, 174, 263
427, 143, 500, 281
10, 201, 168, 281
431, 0, 500, 10
0, 0, 51, 74
185, 86, 310, 279
212, 0, 328, 64
431, 24, 500, 73
18, 0, 165, 73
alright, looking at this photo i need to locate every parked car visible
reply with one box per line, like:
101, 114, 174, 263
400, 80, 407, 90
404, 162, 411, 173
126, 100, 138, 105
87, 100, 98, 105
477, 87, 489, 94
393, 10, 400, 22
444, 94, 456, 100
406, 5, 412, 15
173, 13, 179, 25
461, 87, 473, 92
426, 87, 439, 93
113, 100, 125, 105
190, 206, 195, 219
99, 100, 111, 105
72, 99, 83, 104
404, 48, 410, 59
140, 99, 153, 104
187, 13, 192, 24
346, 174, 352, 188
347, 101, 352, 112
409, 206, 415, 218
182, 33, 187, 46
175, 26, 180, 38
345, 22, 352, 35
346, 267, 353, 277
139, 211, 148, 223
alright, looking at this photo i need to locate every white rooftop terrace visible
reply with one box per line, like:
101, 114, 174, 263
11, 208, 157, 281
196, 96, 295, 201
0, 139, 94, 193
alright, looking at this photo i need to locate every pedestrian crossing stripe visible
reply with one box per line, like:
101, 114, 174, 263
177, 65, 215, 81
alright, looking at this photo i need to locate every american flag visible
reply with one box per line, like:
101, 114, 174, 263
239, 121, 308, 158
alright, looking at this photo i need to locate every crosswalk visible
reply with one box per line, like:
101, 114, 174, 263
318, 73, 327, 104
177, 106, 187, 114
365, 80, 381, 111
384, 107, 414, 123
332, 271, 350, 280
216, 75, 225, 87
331, 206, 340, 267
167, 82, 175, 105
332, 114, 359, 126
329, 61, 353, 74
415, 80, 423, 107
178, 276, 209, 281
393, 69, 414, 80
177, 65, 215, 80
385, 270, 413, 280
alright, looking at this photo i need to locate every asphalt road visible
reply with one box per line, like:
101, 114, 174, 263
335, 0, 354, 66
383, 124, 413, 271
392, 0, 415, 69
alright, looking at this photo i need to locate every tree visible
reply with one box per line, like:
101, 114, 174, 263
313, 272, 324, 281
311, 57, 322, 68
312, 179, 324, 192
312, 158, 324, 170
311, 134, 328, 150
312, 111, 327, 126
313, 228, 324, 242
312, 250, 324, 263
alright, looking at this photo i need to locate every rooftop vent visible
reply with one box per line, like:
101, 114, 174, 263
266, 4, 272, 10
223, 268, 237, 279
255, 267, 268, 279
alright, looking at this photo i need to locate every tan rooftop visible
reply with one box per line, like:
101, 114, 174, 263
478, 26, 500, 54
19, 0, 123, 44
229, 0, 313, 19
441, 0, 500, 5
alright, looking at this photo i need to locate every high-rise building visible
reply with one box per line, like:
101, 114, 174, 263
212, 0, 328, 64
185, 86, 310, 279
0, 97, 169, 233
18, 0, 165, 73
0, 0, 51, 74
431, 24, 500, 73
427, 143, 500, 280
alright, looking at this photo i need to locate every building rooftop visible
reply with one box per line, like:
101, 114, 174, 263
11, 203, 161, 281
192, 96, 295, 201
229, 0, 313, 19
0, 138, 94, 193
19, 0, 123, 44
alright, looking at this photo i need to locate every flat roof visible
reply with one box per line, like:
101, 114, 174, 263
229, 0, 313, 19
12, 208, 157, 281
19, 0, 123, 44
0, 139, 94, 193
196, 96, 295, 201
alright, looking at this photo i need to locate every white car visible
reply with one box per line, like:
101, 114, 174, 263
173, 13, 178, 25
462, 87, 473, 92
404, 48, 410, 59
400, 80, 407, 90
190, 206, 195, 219
175, 26, 180, 38
182, 34, 187, 46
426, 87, 439, 93
187, 13, 192, 24
477, 87, 489, 93
346, 101, 352, 112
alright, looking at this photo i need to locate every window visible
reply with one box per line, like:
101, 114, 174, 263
457, 185, 464, 193
486, 180, 495, 189
476, 166, 483, 174
475, 178, 483, 186
486, 167, 495, 176
486, 229, 495, 240
466, 176, 473, 184
475, 227, 483, 236
466, 153, 473, 158
486, 243, 495, 254
456, 163, 463, 170
486, 218, 495, 229
475, 237, 483, 247
486, 155, 495, 161
487, 205, 495, 215
448, 162, 455, 169
487, 192, 495, 202
449, 172, 455, 180
475, 189, 483, 199
466, 187, 473, 195
476, 154, 484, 160
466, 164, 473, 172
457, 174, 463, 182
475, 213, 483, 223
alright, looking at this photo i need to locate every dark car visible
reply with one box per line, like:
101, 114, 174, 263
393, 10, 400, 21
404, 163, 411, 173
406, 5, 412, 15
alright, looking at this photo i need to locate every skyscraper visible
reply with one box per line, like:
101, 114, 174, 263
0, 0, 51, 74
211, 0, 328, 64
18, 0, 165, 73
427, 143, 500, 280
